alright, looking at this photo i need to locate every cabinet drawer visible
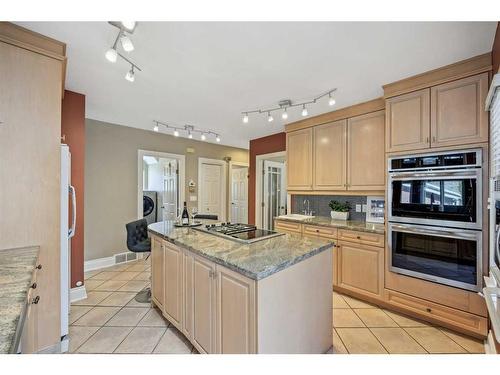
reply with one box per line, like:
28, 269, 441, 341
385, 289, 487, 337
338, 229, 384, 247
274, 220, 302, 234
303, 225, 337, 240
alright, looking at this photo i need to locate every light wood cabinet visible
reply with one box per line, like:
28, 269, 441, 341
163, 242, 183, 330
287, 128, 313, 190
303, 224, 337, 240
151, 236, 164, 308
430, 72, 488, 148
182, 252, 194, 340
274, 220, 302, 234
347, 110, 385, 191
337, 240, 384, 300
216, 266, 256, 354
192, 255, 216, 354
385, 89, 431, 152
313, 120, 347, 190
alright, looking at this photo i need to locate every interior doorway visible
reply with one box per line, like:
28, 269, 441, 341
198, 158, 227, 222
229, 162, 249, 224
256, 151, 288, 230
138, 150, 185, 223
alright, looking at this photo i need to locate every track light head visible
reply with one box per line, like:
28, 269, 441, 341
121, 21, 136, 32
125, 66, 135, 82
328, 93, 336, 106
267, 112, 274, 123
216, 135, 221, 143
105, 48, 118, 63
301, 105, 308, 117
173, 129, 180, 137
242, 113, 249, 124
188, 131, 193, 139
201, 133, 207, 141
120, 34, 134, 52
153, 124, 159, 132
281, 108, 288, 120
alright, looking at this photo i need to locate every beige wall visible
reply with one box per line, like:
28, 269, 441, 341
84, 119, 249, 261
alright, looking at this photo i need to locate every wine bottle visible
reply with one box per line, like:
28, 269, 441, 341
181, 201, 189, 225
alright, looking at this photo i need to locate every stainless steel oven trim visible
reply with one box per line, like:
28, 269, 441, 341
491, 225, 500, 285
388, 222, 483, 292
387, 148, 483, 173
387, 168, 482, 230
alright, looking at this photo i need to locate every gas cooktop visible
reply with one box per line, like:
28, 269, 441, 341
192, 222, 284, 243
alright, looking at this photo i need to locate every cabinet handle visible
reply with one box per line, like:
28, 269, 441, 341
31, 283, 37, 289
316, 229, 319, 233
426, 307, 432, 313
32, 296, 40, 304
356, 236, 361, 240
36, 264, 42, 270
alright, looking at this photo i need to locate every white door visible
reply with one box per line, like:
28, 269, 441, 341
162, 159, 178, 221
262, 161, 287, 230
230, 167, 248, 223
200, 163, 224, 220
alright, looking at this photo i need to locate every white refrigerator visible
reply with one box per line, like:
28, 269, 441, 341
61, 145, 76, 348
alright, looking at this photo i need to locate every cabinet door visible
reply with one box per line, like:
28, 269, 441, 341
216, 266, 256, 354
192, 256, 216, 354
337, 241, 383, 300
287, 128, 313, 190
431, 73, 488, 147
164, 242, 183, 330
151, 236, 164, 309
182, 252, 194, 340
347, 110, 385, 191
313, 120, 347, 190
386, 88, 430, 152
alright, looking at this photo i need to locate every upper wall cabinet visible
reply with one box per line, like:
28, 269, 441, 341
347, 111, 385, 191
385, 72, 489, 153
313, 120, 347, 190
430, 72, 488, 148
287, 128, 313, 190
386, 89, 430, 153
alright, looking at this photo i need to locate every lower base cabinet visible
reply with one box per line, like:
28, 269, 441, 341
163, 242, 183, 330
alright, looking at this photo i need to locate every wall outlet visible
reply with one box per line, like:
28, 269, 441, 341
355, 204, 362, 212
362, 204, 367, 212
189, 195, 197, 202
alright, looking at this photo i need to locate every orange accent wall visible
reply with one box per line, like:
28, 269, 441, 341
61, 90, 85, 288
248, 132, 286, 225
493, 22, 500, 74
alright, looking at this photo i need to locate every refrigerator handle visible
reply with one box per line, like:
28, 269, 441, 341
68, 185, 76, 238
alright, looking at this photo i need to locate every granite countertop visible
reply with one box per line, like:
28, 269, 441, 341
0, 246, 39, 354
148, 221, 333, 281
275, 215, 385, 234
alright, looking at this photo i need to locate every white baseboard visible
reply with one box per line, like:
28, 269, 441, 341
84, 256, 115, 272
70, 285, 87, 303
486, 331, 498, 354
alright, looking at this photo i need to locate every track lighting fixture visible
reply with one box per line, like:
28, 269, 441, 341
153, 121, 222, 144
241, 89, 336, 123
105, 22, 141, 81
188, 131, 193, 139
105, 47, 118, 63
173, 129, 180, 137
121, 21, 136, 32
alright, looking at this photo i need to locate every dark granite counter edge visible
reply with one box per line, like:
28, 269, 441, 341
275, 217, 385, 234
148, 227, 333, 281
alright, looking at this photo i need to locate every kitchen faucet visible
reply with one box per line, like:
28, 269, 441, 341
303, 199, 311, 216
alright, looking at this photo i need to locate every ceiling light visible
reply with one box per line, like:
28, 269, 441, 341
173, 129, 180, 137
281, 108, 288, 120
188, 131, 193, 139
216, 135, 221, 143
301, 105, 308, 117
105, 48, 117, 63
121, 21, 136, 31
153, 124, 159, 132
242, 113, 249, 124
328, 93, 336, 106
120, 34, 134, 52
201, 133, 207, 141
267, 112, 274, 123
125, 66, 135, 82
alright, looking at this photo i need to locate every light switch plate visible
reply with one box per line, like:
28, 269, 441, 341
189, 195, 197, 202
362, 204, 367, 212
355, 204, 362, 212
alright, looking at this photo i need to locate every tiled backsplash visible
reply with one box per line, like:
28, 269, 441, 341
291, 195, 367, 221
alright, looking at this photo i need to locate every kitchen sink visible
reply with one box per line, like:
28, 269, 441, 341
277, 214, 315, 221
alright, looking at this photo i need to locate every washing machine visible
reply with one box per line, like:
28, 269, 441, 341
143, 191, 157, 225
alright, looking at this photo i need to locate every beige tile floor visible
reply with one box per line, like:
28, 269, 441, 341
70, 258, 485, 354
332, 291, 486, 354
69, 258, 196, 354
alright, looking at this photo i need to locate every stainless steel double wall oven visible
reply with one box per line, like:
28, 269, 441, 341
388, 149, 483, 292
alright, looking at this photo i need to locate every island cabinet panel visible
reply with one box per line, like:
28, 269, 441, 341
287, 128, 313, 190
163, 242, 183, 330
216, 266, 256, 354
430, 72, 488, 148
151, 236, 165, 309
347, 110, 385, 191
182, 252, 194, 340
313, 120, 347, 190
337, 241, 384, 300
385, 88, 431, 153
192, 255, 217, 354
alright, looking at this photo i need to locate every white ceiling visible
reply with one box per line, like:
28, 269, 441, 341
18, 22, 497, 149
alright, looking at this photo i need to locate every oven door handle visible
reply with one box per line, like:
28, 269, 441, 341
390, 223, 479, 240
389, 170, 479, 179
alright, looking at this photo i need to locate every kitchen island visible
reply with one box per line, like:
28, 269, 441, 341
148, 221, 333, 354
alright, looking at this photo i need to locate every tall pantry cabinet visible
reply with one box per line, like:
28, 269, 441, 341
0, 23, 66, 352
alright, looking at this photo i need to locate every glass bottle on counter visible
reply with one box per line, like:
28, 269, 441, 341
181, 201, 189, 225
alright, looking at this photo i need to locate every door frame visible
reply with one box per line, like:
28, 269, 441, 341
198, 157, 228, 222
255, 151, 287, 229
137, 149, 186, 220
228, 161, 249, 223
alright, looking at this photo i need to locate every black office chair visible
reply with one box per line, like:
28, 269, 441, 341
125, 219, 151, 303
